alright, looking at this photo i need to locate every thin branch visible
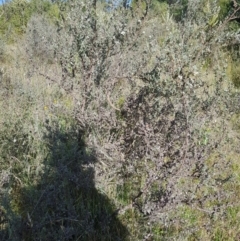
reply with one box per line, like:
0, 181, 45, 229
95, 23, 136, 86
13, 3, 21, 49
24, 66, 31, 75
107, 92, 120, 111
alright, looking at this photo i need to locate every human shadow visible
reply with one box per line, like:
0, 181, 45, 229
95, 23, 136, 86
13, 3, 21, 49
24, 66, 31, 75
1, 121, 128, 241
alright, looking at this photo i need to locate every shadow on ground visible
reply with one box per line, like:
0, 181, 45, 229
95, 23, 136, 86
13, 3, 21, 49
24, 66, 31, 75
0, 121, 128, 241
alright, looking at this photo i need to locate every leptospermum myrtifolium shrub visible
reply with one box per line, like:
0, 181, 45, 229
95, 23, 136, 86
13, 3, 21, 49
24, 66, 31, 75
1, 0, 240, 240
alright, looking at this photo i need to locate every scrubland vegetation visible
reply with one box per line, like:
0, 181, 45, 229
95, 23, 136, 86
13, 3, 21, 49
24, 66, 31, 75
1, 0, 240, 240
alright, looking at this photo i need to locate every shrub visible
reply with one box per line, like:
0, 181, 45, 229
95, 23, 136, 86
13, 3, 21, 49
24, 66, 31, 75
51, 0, 240, 239
1, 0, 240, 240
25, 14, 58, 63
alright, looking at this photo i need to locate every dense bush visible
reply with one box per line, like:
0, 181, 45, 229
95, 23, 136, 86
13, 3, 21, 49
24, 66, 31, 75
1, 0, 240, 240
50, 0, 240, 239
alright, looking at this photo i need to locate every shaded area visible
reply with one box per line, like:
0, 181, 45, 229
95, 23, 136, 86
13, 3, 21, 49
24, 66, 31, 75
104, 0, 132, 11
0, 121, 128, 241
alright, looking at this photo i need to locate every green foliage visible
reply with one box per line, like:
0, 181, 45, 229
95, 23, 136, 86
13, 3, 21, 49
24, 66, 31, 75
229, 61, 240, 88
153, 0, 188, 21
170, 0, 188, 22
0, 38, 5, 62
218, 0, 231, 20
151, 0, 169, 15
0, 0, 60, 41
0, 0, 32, 37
